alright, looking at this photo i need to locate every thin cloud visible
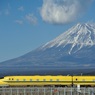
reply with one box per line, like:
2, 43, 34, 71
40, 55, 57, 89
83, 64, 91, 67
5, 3, 11, 16
18, 6, 24, 11
25, 14, 37, 25
8, 3, 11, 9
40, 0, 93, 25
5, 9, 10, 15
14, 14, 37, 25
15, 20, 23, 25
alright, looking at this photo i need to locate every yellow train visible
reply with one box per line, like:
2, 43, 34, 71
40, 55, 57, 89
0, 75, 95, 87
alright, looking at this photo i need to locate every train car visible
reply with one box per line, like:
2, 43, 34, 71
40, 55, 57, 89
73, 76, 95, 87
0, 76, 72, 86
1, 75, 95, 87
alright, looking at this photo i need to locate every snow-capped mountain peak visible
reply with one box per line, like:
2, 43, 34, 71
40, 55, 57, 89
41, 23, 95, 54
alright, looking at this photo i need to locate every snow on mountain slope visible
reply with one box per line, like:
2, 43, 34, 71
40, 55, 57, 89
41, 23, 95, 54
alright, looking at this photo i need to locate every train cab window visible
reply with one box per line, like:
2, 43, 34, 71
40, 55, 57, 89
30, 79, 32, 81
82, 79, 85, 81
16, 79, 19, 81
36, 79, 39, 81
23, 79, 26, 81
56, 79, 59, 81
50, 79, 52, 81
43, 79, 46, 81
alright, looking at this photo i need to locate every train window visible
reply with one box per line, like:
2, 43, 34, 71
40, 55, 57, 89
16, 79, 19, 81
50, 79, 52, 81
23, 79, 26, 81
9, 78, 11, 80
56, 79, 59, 81
12, 78, 14, 80
82, 79, 85, 81
93, 79, 95, 82
30, 79, 32, 81
43, 79, 46, 81
76, 79, 78, 81
37, 79, 39, 81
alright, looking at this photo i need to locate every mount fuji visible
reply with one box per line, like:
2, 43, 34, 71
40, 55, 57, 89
0, 23, 95, 75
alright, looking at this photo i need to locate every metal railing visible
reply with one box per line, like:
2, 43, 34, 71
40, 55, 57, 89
0, 87, 95, 95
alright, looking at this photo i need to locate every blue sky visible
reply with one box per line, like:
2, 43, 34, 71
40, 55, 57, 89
0, 0, 95, 62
